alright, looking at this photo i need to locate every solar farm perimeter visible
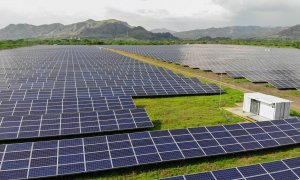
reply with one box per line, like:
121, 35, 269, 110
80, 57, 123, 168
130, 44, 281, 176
0, 44, 299, 180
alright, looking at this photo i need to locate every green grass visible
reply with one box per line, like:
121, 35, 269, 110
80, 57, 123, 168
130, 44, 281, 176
134, 87, 244, 130
291, 109, 300, 116
265, 83, 274, 88
289, 90, 300, 97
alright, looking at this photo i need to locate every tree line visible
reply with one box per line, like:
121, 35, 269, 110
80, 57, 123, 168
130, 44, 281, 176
1, 38, 300, 50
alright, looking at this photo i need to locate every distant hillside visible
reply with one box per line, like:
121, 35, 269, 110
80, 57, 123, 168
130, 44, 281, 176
0, 19, 178, 40
173, 26, 287, 40
151, 28, 177, 34
275, 25, 300, 40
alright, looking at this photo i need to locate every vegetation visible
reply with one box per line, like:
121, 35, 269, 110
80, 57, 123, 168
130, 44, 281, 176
0, 39, 42, 49
134, 88, 244, 130
291, 109, 300, 117
1, 38, 300, 50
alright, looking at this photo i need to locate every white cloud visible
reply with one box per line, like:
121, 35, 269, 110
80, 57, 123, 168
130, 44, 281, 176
0, 0, 299, 31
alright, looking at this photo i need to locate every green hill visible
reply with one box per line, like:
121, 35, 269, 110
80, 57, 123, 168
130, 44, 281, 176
0, 19, 177, 40
173, 26, 287, 40
275, 25, 300, 40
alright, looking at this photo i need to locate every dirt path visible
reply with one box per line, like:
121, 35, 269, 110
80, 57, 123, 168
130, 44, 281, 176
105, 48, 300, 112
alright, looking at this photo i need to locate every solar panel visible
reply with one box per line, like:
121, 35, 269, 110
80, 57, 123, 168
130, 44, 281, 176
0, 108, 153, 140
8, 77, 204, 90
0, 46, 223, 98
0, 45, 225, 179
0, 96, 136, 117
0, 84, 223, 101
107, 44, 300, 90
0, 118, 299, 179
160, 157, 300, 180
269, 79, 300, 90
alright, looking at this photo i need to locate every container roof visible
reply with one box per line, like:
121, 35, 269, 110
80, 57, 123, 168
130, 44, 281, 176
245, 92, 292, 104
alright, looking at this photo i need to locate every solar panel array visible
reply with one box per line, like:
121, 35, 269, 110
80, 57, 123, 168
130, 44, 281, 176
0, 118, 299, 179
0, 46, 224, 141
161, 157, 300, 180
107, 44, 300, 90
0, 108, 152, 140
0, 45, 227, 179
0, 84, 222, 101
0, 96, 135, 117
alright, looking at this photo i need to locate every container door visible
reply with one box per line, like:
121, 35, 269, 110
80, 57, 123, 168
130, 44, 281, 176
250, 99, 260, 115
279, 103, 285, 119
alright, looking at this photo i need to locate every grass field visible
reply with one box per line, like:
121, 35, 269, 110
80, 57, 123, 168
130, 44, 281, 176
134, 88, 244, 130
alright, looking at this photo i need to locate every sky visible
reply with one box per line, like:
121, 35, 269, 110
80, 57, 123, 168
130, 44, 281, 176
0, 0, 299, 31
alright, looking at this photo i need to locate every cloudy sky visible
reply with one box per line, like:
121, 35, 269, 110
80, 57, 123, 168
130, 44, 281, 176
0, 0, 299, 31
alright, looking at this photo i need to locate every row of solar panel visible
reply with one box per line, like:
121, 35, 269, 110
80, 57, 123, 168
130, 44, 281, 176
10, 68, 182, 74
0, 84, 223, 101
4, 78, 203, 91
8, 76, 201, 86
0, 71, 191, 81
161, 157, 300, 180
0, 118, 299, 179
0, 96, 135, 117
1, 71, 197, 81
0, 69, 182, 81
11, 72, 185, 79
0, 108, 153, 140
269, 79, 300, 90
1, 70, 180, 76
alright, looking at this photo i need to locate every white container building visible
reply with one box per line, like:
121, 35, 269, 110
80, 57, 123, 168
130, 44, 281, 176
243, 92, 292, 121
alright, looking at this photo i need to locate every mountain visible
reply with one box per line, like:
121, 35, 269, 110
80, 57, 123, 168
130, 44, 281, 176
275, 25, 300, 40
173, 26, 288, 40
0, 23, 64, 40
1, 20, 298, 41
150, 28, 177, 34
0, 19, 177, 40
